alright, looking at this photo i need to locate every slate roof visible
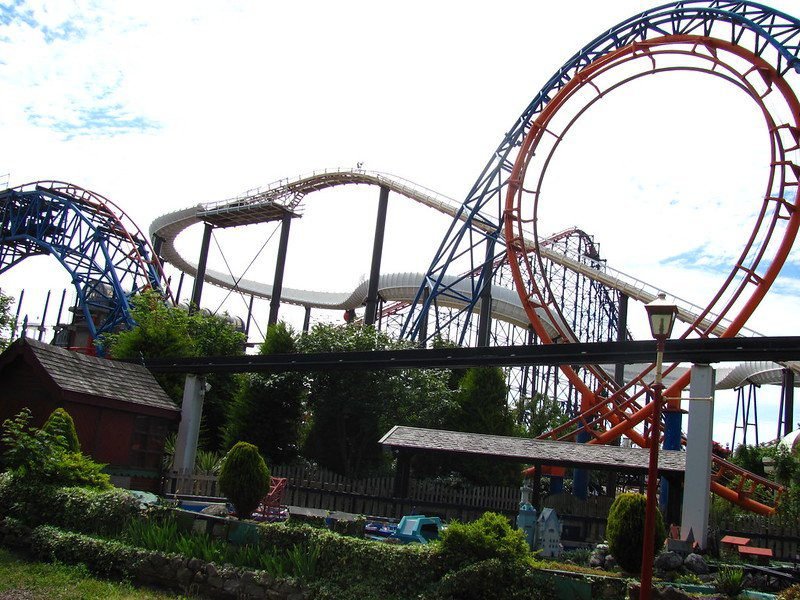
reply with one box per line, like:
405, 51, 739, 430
1, 338, 179, 416
379, 426, 685, 474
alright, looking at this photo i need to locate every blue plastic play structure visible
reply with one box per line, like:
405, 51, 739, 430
390, 515, 443, 544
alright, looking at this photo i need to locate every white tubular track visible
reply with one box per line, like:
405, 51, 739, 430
150, 167, 760, 338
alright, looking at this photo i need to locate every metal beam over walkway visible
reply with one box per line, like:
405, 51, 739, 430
132, 336, 800, 374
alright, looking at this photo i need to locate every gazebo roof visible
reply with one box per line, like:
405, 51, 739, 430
379, 425, 685, 474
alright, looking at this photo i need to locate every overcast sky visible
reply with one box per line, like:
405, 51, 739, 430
1, 0, 798, 445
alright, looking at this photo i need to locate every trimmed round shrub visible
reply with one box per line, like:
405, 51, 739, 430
434, 558, 555, 600
437, 511, 529, 571
606, 492, 665, 573
42, 407, 81, 452
218, 441, 270, 519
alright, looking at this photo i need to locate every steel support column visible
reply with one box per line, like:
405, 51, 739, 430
268, 213, 292, 326
681, 365, 715, 549
173, 374, 206, 474
303, 305, 312, 333
365, 186, 389, 326
477, 238, 496, 347
608, 293, 629, 498
153, 234, 164, 263
418, 286, 430, 347
781, 369, 795, 437
190, 222, 213, 312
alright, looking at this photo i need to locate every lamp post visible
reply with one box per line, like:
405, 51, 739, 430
640, 292, 678, 600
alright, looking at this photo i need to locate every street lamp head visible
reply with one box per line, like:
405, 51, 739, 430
645, 293, 678, 340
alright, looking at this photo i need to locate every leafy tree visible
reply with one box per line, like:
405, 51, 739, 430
454, 367, 514, 436
104, 290, 246, 452
224, 322, 304, 464
188, 309, 248, 451
299, 323, 453, 477
513, 393, 569, 437
0, 289, 14, 352
730, 443, 766, 477
218, 441, 270, 519
444, 366, 520, 486
1, 408, 111, 489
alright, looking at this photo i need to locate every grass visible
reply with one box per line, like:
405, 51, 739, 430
0, 547, 192, 600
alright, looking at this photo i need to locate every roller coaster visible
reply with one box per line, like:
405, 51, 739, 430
3, 1, 800, 515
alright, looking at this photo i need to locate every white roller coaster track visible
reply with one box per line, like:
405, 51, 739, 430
151, 167, 800, 386
150, 167, 761, 338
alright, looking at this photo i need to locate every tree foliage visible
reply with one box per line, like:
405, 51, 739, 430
42, 407, 81, 453
224, 322, 304, 464
299, 323, 453, 477
434, 366, 520, 486
606, 492, 665, 573
218, 441, 271, 519
513, 393, 568, 437
0, 289, 14, 352
104, 290, 246, 452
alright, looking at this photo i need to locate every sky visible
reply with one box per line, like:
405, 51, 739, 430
1, 0, 799, 445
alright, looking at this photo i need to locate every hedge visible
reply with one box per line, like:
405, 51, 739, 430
0, 472, 140, 535
258, 522, 440, 598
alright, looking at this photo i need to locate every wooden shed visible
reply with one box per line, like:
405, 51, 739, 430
0, 337, 180, 491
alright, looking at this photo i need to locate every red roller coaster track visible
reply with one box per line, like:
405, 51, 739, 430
505, 36, 800, 515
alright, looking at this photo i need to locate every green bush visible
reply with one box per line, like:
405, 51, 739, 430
606, 492, 665, 573
714, 566, 745, 597
436, 511, 530, 571
1, 408, 110, 489
218, 441, 270, 518
42, 407, 81, 452
30, 525, 144, 578
259, 522, 438, 598
433, 558, 555, 600
0, 474, 137, 534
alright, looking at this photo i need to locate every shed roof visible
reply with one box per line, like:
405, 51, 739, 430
0, 338, 179, 417
378, 426, 685, 474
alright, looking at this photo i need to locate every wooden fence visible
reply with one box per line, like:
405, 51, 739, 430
162, 469, 799, 559
713, 514, 800, 562
164, 465, 520, 521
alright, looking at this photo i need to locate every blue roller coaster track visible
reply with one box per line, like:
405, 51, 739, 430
0, 181, 170, 342
400, 0, 800, 345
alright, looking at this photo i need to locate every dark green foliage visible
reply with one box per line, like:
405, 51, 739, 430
439, 367, 520, 485
731, 444, 766, 477
124, 514, 180, 553
224, 322, 304, 463
218, 442, 270, 518
300, 323, 453, 477
714, 442, 800, 521
0, 474, 138, 535
606, 492, 665, 573
714, 566, 745, 597
42, 407, 81, 452
30, 525, 144, 578
1, 408, 111, 489
104, 290, 246, 452
260, 522, 439, 600
513, 393, 568, 436
433, 558, 556, 600
436, 511, 530, 571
